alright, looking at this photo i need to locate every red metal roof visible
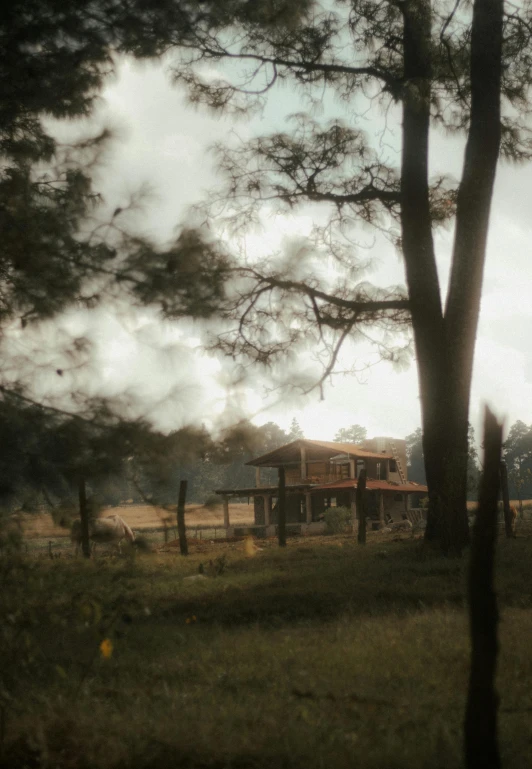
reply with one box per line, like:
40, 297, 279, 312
312, 479, 428, 494
214, 479, 428, 496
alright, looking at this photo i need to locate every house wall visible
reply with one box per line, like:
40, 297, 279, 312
254, 492, 306, 525
285, 460, 352, 485
363, 437, 408, 482
382, 493, 408, 521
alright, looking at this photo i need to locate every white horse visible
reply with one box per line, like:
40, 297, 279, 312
71, 514, 135, 555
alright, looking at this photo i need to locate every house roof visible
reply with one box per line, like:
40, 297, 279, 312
214, 479, 428, 496
246, 438, 393, 467
312, 479, 428, 494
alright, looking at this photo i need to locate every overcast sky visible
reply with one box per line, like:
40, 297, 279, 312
43, 56, 532, 446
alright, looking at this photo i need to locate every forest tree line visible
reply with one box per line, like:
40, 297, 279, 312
9, 415, 532, 517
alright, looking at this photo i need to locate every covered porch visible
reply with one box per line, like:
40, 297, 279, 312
214, 478, 428, 537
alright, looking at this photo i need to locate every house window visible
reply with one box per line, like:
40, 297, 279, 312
390, 460, 397, 473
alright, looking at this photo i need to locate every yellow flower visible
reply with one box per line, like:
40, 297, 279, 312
99, 638, 113, 659
244, 535, 257, 557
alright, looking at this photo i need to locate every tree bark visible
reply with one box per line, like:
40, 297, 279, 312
278, 466, 286, 547
400, 0, 457, 552
401, 0, 503, 555
464, 406, 501, 769
78, 475, 91, 559
356, 469, 367, 545
177, 479, 188, 556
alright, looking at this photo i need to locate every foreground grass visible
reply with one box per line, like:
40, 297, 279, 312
3, 534, 532, 768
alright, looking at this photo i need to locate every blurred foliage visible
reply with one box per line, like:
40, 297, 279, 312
0, 1, 238, 524
323, 505, 351, 534
0, 412, 308, 514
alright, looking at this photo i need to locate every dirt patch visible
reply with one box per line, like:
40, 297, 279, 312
17, 503, 255, 540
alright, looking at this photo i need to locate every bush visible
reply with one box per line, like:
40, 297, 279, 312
203, 494, 222, 510
323, 506, 352, 534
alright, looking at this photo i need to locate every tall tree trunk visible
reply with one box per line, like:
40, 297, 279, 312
401, 0, 503, 554
177, 479, 188, 556
78, 475, 91, 559
423, 411, 470, 555
401, 0, 459, 552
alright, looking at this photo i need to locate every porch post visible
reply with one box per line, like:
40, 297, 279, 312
222, 496, 230, 529
255, 467, 261, 486
305, 492, 312, 524
378, 492, 385, 528
264, 494, 272, 526
300, 444, 307, 480
349, 458, 355, 479
404, 494, 409, 514
350, 488, 357, 535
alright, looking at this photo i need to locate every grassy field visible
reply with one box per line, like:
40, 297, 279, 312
15, 502, 255, 551
3, 529, 532, 768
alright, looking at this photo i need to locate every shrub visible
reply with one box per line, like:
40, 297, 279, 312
323, 506, 352, 534
203, 494, 222, 510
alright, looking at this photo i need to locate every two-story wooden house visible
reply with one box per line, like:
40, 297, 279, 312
215, 437, 428, 536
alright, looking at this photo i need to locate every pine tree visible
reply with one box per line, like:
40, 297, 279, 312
287, 418, 304, 440
117, 0, 531, 552
334, 425, 367, 445
0, 3, 231, 516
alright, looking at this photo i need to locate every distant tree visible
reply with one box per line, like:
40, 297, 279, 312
503, 420, 532, 503
287, 418, 304, 441
334, 425, 367, 445
161, 420, 291, 501
258, 422, 291, 453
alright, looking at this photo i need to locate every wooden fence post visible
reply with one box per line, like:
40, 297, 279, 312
499, 461, 513, 538
78, 475, 91, 559
177, 480, 188, 556
356, 469, 367, 545
464, 406, 502, 769
278, 467, 286, 547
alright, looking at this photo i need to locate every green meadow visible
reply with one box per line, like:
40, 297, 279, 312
2, 533, 532, 769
